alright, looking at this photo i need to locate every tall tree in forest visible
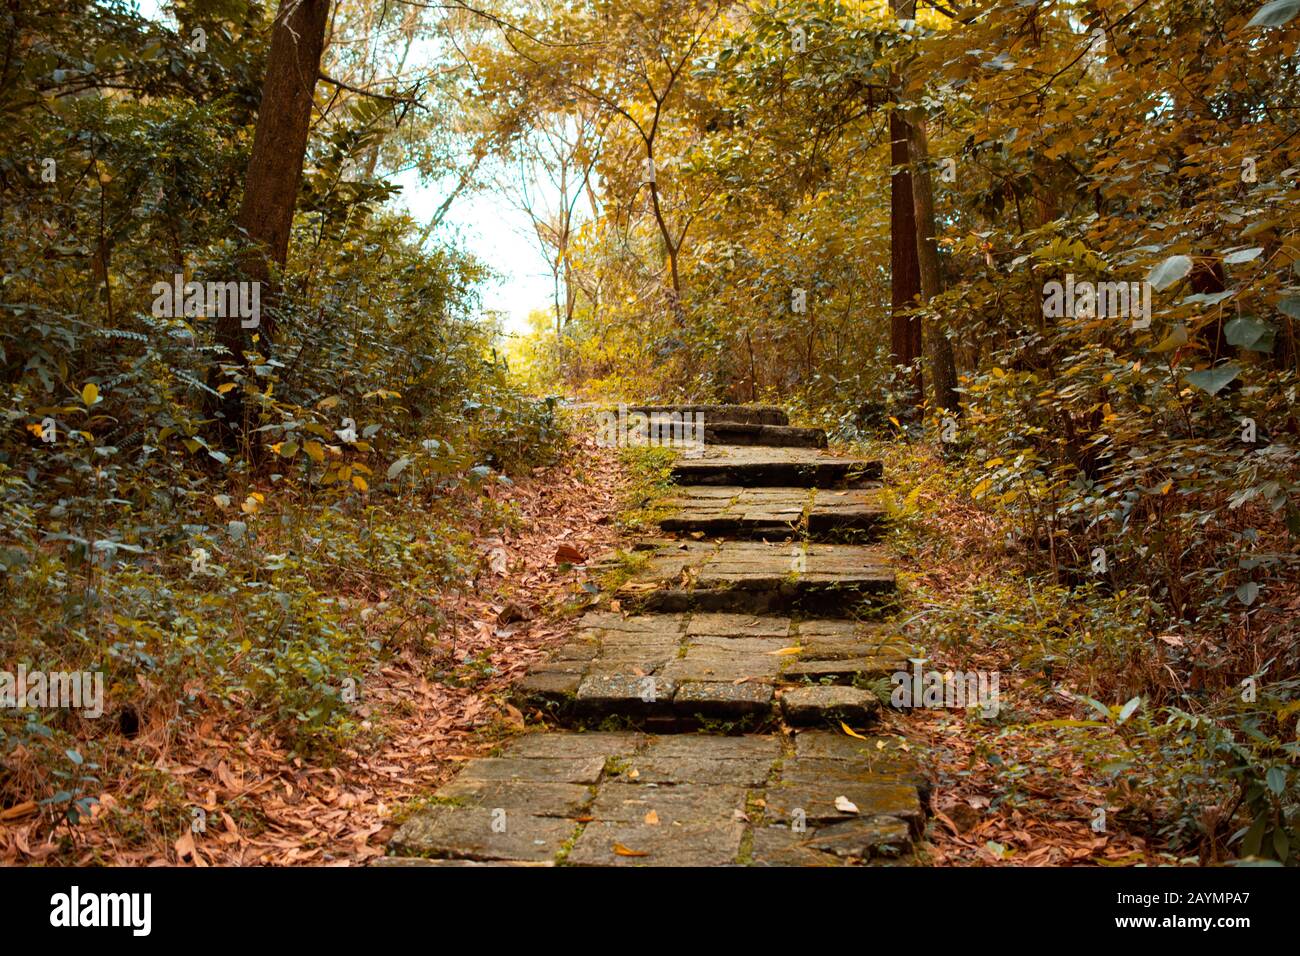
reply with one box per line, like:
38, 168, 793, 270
888, 0, 922, 409
905, 111, 959, 413
223, 0, 333, 361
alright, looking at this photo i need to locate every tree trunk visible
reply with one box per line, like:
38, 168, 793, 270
905, 112, 960, 414
222, 0, 332, 359
889, 0, 923, 409
889, 109, 923, 406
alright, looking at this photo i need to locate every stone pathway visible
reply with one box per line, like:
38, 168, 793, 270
384, 405, 925, 866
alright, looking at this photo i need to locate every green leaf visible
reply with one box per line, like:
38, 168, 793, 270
1236, 581, 1260, 606
1224, 317, 1275, 352
1277, 296, 1300, 319
1266, 766, 1287, 795
1185, 363, 1240, 395
65, 748, 83, 765
1223, 247, 1263, 265
1078, 695, 1113, 721
1243, 812, 1267, 856
387, 456, 411, 479
1273, 826, 1290, 861
1117, 696, 1142, 724
1148, 255, 1193, 291
1247, 0, 1300, 27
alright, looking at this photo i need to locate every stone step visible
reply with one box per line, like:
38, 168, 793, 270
514, 611, 910, 728
623, 404, 788, 427
703, 422, 827, 448
608, 540, 895, 616
657, 486, 886, 540
386, 730, 923, 866
671, 445, 881, 488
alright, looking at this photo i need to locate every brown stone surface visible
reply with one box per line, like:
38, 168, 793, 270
670, 445, 882, 488
703, 422, 827, 448
780, 686, 881, 725
514, 613, 909, 726
615, 540, 895, 616
658, 486, 886, 539
621, 404, 789, 427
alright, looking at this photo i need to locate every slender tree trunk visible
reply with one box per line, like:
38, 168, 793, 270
222, 0, 332, 359
905, 112, 960, 414
889, 0, 923, 409
890, 110, 923, 405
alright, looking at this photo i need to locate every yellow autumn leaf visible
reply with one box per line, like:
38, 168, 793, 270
81, 383, 99, 405
612, 843, 649, 857
767, 646, 803, 656
971, 478, 992, 499
840, 721, 868, 740
216, 383, 237, 394
303, 441, 325, 463
351, 475, 368, 492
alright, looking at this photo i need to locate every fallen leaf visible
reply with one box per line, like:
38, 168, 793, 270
0, 801, 37, 823
612, 843, 649, 857
555, 543, 586, 564
840, 721, 869, 740
834, 795, 859, 814
643, 810, 659, 825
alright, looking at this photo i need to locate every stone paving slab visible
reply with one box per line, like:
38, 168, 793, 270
657, 485, 885, 539
613, 540, 895, 616
623, 404, 788, 426
387, 730, 924, 866
671, 445, 881, 487
514, 612, 910, 725
388, 806, 578, 862
703, 422, 827, 448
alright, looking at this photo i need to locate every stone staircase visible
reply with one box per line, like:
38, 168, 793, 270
383, 405, 925, 866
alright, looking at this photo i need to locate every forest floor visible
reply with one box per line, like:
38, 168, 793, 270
885, 449, 1167, 865
1, 436, 624, 866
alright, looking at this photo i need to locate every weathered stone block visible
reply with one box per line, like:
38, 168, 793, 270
780, 685, 880, 724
